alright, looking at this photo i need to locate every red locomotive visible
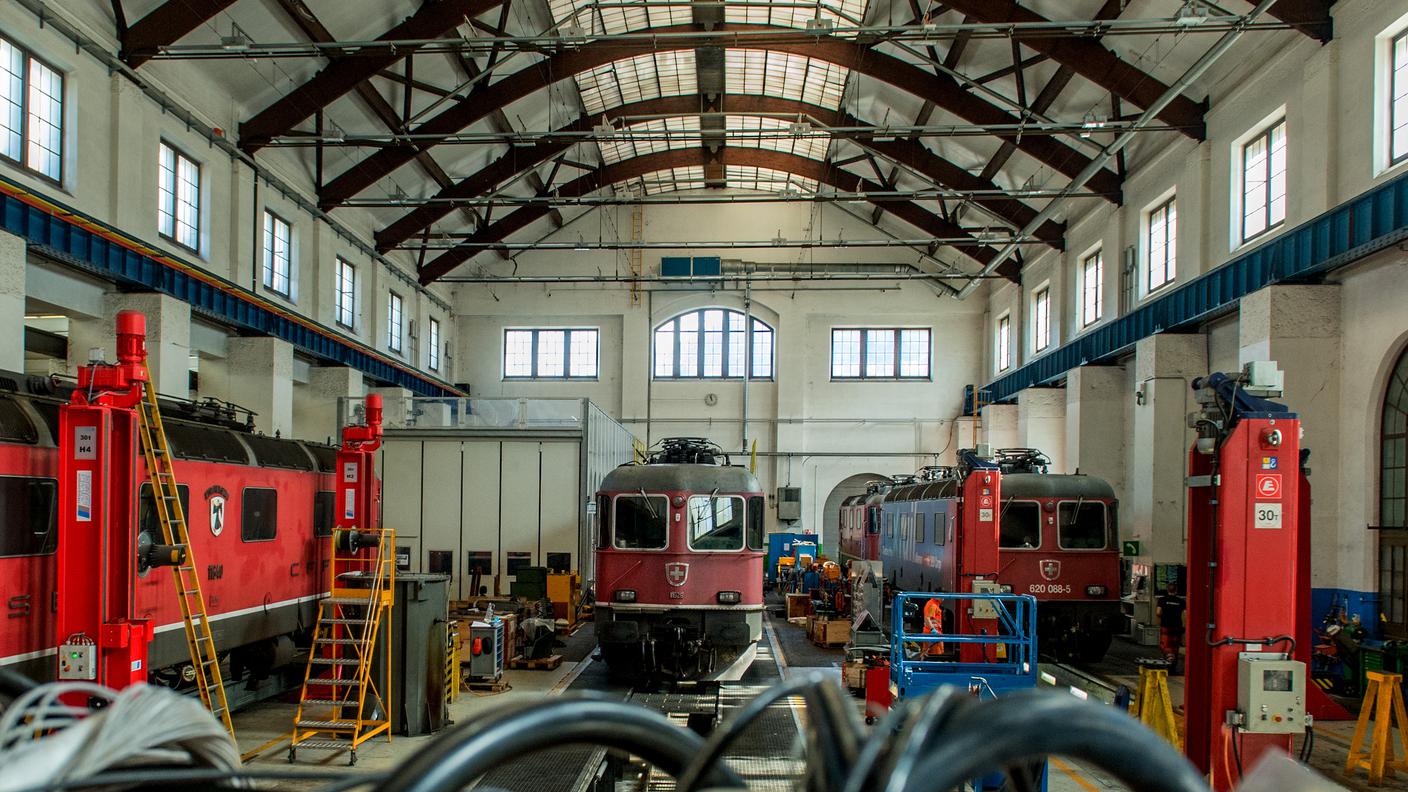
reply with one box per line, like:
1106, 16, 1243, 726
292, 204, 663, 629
840, 449, 1121, 662
593, 438, 764, 681
0, 372, 337, 685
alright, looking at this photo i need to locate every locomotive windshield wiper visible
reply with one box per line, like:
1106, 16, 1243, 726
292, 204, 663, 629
639, 488, 659, 520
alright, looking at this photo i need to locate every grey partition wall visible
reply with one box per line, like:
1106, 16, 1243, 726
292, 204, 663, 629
362, 397, 636, 600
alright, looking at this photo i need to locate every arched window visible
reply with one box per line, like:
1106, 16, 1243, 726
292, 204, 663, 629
1379, 347, 1408, 636
654, 308, 773, 379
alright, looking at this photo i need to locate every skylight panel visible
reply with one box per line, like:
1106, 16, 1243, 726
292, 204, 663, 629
598, 116, 701, 164
725, 165, 818, 193
576, 52, 697, 116
548, 0, 690, 35
726, 115, 829, 161
629, 166, 707, 194
724, 50, 849, 109
723, 0, 870, 30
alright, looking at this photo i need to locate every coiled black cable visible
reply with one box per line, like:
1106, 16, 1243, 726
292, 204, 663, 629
370, 695, 744, 792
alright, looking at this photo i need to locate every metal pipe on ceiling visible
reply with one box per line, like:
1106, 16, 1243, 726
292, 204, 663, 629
953, 0, 1281, 300
437, 271, 1007, 283
150, 18, 1297, 59
339, 188, 1111, 207
394, 235, 1039, 250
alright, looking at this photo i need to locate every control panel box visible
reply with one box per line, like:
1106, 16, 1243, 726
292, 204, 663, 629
971, 579, 1002, 620
58, 642, 97, 680
1236, 655, 1306, 734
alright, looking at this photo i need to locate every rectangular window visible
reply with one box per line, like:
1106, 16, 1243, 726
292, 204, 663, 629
262, 211, 293, 297
427, 318, 441, 371
387, 291, 404, 353
1081, 250, 1103, 328
830, 328, 930, 380
0, 476, 57, 557
313, 490, 335, 537
689, 495, 745, 550
157, 142, 200, 252
1147, 198, 1177, 292
1392, 31, 1408, 167
996, 314, 1011, 372
1241, 119, 1288, 242
139, 483, 191, 544
334, 258, 356, 329
502, 328, 600, 380
747, 495, 765, 550
1058, 502, 1109, 549
0, 37, 63, 181
241, 487, 278, 542
613, 494, 669, 549
915, 513, 926, 544
999, 501, 1040, 549
1033, 287, 1051, 352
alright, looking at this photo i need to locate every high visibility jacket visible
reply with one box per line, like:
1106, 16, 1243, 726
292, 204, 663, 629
923, 598, 945, 655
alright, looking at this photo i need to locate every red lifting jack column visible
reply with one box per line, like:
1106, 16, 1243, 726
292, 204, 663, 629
55, 311, 153, 687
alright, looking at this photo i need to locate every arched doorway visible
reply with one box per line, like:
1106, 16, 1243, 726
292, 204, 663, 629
1380, 346, 1408, 635
822, 473, 891, 554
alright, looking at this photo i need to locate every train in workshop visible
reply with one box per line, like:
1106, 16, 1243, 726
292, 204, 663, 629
839, 449, 1121, 662
0, 371, 340, 685
593, 437, 765, 681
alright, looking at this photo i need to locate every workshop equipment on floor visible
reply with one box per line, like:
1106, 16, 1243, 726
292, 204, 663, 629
55, 310, 232, 736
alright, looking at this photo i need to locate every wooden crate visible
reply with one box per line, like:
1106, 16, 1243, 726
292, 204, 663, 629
785, 593, 810, 620
842, 659, 866, 691
509, 653, 564, 671
810, 617, 850, 648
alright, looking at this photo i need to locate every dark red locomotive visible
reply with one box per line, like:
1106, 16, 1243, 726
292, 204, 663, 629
0, 372, 337, 685
840, 450, 1121, 662
593, 438, 764, 681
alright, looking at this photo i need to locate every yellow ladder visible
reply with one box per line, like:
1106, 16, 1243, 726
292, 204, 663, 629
629, 200, 644, 305
134, 366, 234, 738
289, 528, 396, 766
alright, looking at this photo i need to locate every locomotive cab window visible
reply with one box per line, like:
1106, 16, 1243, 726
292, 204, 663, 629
596, 494, 611, 549
689, 496, 745, 551
313, 491, 335, 537
747, 495, 765, 550
138, 483, 191, 543
613, 494, 669, 550
999, 501, 1041, 549
0, 476, 57, 557
1058, 501, 1109, 549
241, 488, 278, 542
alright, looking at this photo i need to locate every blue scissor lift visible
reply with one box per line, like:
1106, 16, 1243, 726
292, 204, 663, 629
889, 591, 1046, 791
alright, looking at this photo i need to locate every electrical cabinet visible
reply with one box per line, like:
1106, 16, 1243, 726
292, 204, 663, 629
1237, 655, 1307, 734
777, 487, 802, 521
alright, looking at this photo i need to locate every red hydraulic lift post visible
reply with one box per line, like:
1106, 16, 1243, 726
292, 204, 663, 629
337, 393, 383, 535
55, 311, 152, 687
957, 448, 1003, 663
1185, 363, 1311, 790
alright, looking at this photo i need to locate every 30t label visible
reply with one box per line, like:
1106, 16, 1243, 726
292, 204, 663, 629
1254, 502, 1283, 529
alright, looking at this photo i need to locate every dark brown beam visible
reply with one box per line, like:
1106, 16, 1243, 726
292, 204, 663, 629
943, 0, 1206, 139
121, 0, 240, 67
241, 0, 507, 151
1266, 0, 1333, 42
417, 147, 1023, 284
373, 94, 1067, 252
317, 23, 1123, 207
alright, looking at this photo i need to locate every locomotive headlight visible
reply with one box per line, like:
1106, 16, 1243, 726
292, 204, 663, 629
717, 591, 741, 605
614, 589, 637, 603
999, 584, 1014, 594
1086, 585, 1107, 597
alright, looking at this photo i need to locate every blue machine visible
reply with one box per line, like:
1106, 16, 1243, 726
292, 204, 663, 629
765, 532, 817, 585
889, 591, 1045, 791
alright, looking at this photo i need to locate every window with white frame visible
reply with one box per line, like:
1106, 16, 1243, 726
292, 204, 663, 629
1081, 250, 1103, 328
334, 258, 355, 329
1392, 30, 1408, 167
996, 314, 1011, 373
387, 291, 404, 353
157, 142, 200, 252
503, 328, 599, 379
1240, 118, 1288, 242
1033, 287, 1051, 352
831, 328, 930, 380
427, 318, 441, 372
1146, 198, 1177, 293
262, 211, 293, 297
653, 308, 773, 379
0, 35, 63, 181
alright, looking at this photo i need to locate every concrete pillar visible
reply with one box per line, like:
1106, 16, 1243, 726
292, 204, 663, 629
978, 403, 1019, 449
0, 232, 25, 372
298, 366, 364, 444
1065, 365, 1128, 496
1131, 333, 1207, 563
67, 292, 192, 398
1237, 284, 1343, 596
1017, 388, 1067, 472
227, 336, 294, 437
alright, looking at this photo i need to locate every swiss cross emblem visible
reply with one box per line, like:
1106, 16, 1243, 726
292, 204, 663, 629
666, 562, 689, 587
1040, 560, 1061, 581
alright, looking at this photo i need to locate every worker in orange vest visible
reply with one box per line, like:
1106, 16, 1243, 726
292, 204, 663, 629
923, 597, 945, 656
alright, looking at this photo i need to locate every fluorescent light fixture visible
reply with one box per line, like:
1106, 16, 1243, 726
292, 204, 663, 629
1174, 1, 1209, 25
